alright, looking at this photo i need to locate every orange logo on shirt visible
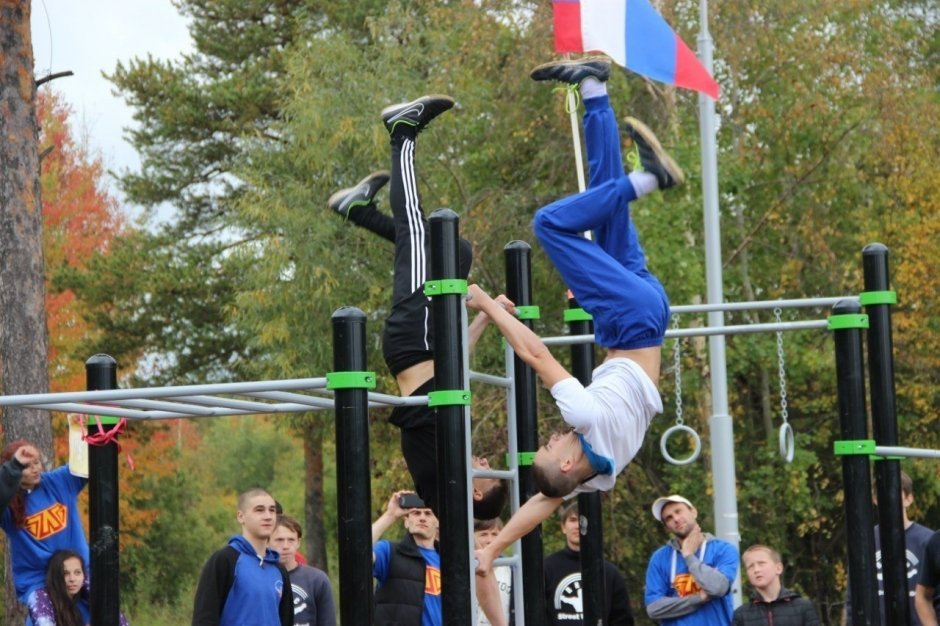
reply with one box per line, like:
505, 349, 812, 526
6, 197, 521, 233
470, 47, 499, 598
425, 566, 442, 596
25, 503, 68, 541
672, 573, 702, 597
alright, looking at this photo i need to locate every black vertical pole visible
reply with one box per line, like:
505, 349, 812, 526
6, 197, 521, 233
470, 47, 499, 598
831, 301, 881, 626
86, 354, 120, 626
862, 243, 908, 626
505, 241, 545, 623
429, 208, 471, 624
332, 307, 373, 626
568, 296, 607, 626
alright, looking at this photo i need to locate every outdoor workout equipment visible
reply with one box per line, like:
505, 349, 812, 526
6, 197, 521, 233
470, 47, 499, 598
773, 308, 795, 463
565, 294, 608, 626
2, 223, 926, 626
503, 241, 544, 622
661, 317, 702, 466
830, 244, 940, 626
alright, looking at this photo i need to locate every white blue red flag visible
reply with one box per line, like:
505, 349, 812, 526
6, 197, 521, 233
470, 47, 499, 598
552, 0, 720, 99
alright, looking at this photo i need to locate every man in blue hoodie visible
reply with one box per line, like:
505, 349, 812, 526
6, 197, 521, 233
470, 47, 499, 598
645, 494, 739, 625
192, 488, 293, 626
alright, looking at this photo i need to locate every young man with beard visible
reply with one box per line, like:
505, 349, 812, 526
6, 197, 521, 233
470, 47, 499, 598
192, 489, 293, 626
644, 495, 739, 625
372, 491, 506, 626
372, 491, 443, 626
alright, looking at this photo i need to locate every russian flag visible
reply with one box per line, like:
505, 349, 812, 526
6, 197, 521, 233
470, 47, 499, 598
553, 0, 720, 100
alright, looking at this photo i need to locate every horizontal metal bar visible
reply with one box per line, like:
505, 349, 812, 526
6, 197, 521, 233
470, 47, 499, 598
246, 391, 339, 408
34, 403, 211, 420
365, 392, 429, 407
472, 468, 516, 480
542, 319, 830, 347
667, 319, 830, 338
173, 395, 290, 413
875, 446, 940, 460
0, 378, 329, 408
671, 296, 857, 315
117, 399, 219, 416
469, 370, 512, 388
492, 555, 519, 568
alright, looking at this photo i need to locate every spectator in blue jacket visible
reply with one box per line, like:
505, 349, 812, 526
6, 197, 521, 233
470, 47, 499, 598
645, 494, 739, 625
192, 488, 293, 625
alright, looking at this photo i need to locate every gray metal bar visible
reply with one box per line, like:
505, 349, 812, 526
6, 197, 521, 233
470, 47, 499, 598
469, 370, 512, 388
116, 398, 218, 416
0, 377, 328, 407
668, 320, 829, 337
698, 0, 742, 606
875, 446, 940, 460
671, 296, 856, 315
173, 395, 290, 412
471, 468, 516, 480
542, 320, 829, 347
504, 340, 525, 626
245, 390, 339, 408
365, 392, 429, 407
38, 403, 199, 420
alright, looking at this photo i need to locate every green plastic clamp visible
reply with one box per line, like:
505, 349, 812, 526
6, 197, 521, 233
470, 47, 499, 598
833, 439, 876, 456
427, 389, 472, 407
827, 314, 869, 331
423, 279, 468, 297
514, 305, 541, 321
858, 290, 897, 306
326, 371, 377, 390
507, 452, 536, 466
564, 308, 593, 323
91, 414, 120, 426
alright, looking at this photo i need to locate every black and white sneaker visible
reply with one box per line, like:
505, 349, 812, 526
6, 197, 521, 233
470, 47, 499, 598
530, 57, 611, 85
328, 170, 391, 218
623, 117, 684, 190
380, 95, 455, 134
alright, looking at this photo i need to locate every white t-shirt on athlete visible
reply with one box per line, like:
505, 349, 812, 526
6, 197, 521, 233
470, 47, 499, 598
549, 357, 662, 494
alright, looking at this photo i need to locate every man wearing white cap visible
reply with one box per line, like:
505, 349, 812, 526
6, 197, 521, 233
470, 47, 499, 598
644, 495, 739, 625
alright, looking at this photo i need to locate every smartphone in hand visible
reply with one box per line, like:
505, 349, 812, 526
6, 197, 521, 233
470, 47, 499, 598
399, 493, 426, 509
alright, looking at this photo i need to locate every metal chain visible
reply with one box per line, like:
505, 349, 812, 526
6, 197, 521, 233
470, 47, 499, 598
672, 317, 683, 425
774, 307, 789, 424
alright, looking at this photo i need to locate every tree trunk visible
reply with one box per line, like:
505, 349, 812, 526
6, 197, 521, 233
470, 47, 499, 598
0, 0, 52, 447
1, 4, 53, 619
304, 420, 328, 571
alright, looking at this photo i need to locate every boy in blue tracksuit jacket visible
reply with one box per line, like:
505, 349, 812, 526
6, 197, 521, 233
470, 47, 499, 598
192, 488, 293, 626
645, 495, 739, 625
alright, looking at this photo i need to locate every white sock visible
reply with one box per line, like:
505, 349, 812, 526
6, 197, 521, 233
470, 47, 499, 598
628, 171, 659, 197
579, 77, 607, 101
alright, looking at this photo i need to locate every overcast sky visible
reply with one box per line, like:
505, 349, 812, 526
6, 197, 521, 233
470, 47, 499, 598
31, 0, 192, 212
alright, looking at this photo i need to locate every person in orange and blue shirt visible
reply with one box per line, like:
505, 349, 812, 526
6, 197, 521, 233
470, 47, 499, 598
645, 495, 739, 625
0, 440, 89, 625
371, 492, 442, 626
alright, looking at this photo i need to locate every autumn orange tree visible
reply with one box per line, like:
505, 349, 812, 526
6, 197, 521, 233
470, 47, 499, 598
38, 89, 221, 612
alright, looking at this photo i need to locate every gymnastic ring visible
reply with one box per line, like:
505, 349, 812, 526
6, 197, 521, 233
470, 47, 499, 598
660, 424, 702, 466
779, 422, 795, 463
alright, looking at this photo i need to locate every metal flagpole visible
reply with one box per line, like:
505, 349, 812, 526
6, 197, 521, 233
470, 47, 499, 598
697, 0, 743, 607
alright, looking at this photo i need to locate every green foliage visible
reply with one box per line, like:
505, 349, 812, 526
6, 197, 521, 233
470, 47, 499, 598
204, 416, 294, 492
